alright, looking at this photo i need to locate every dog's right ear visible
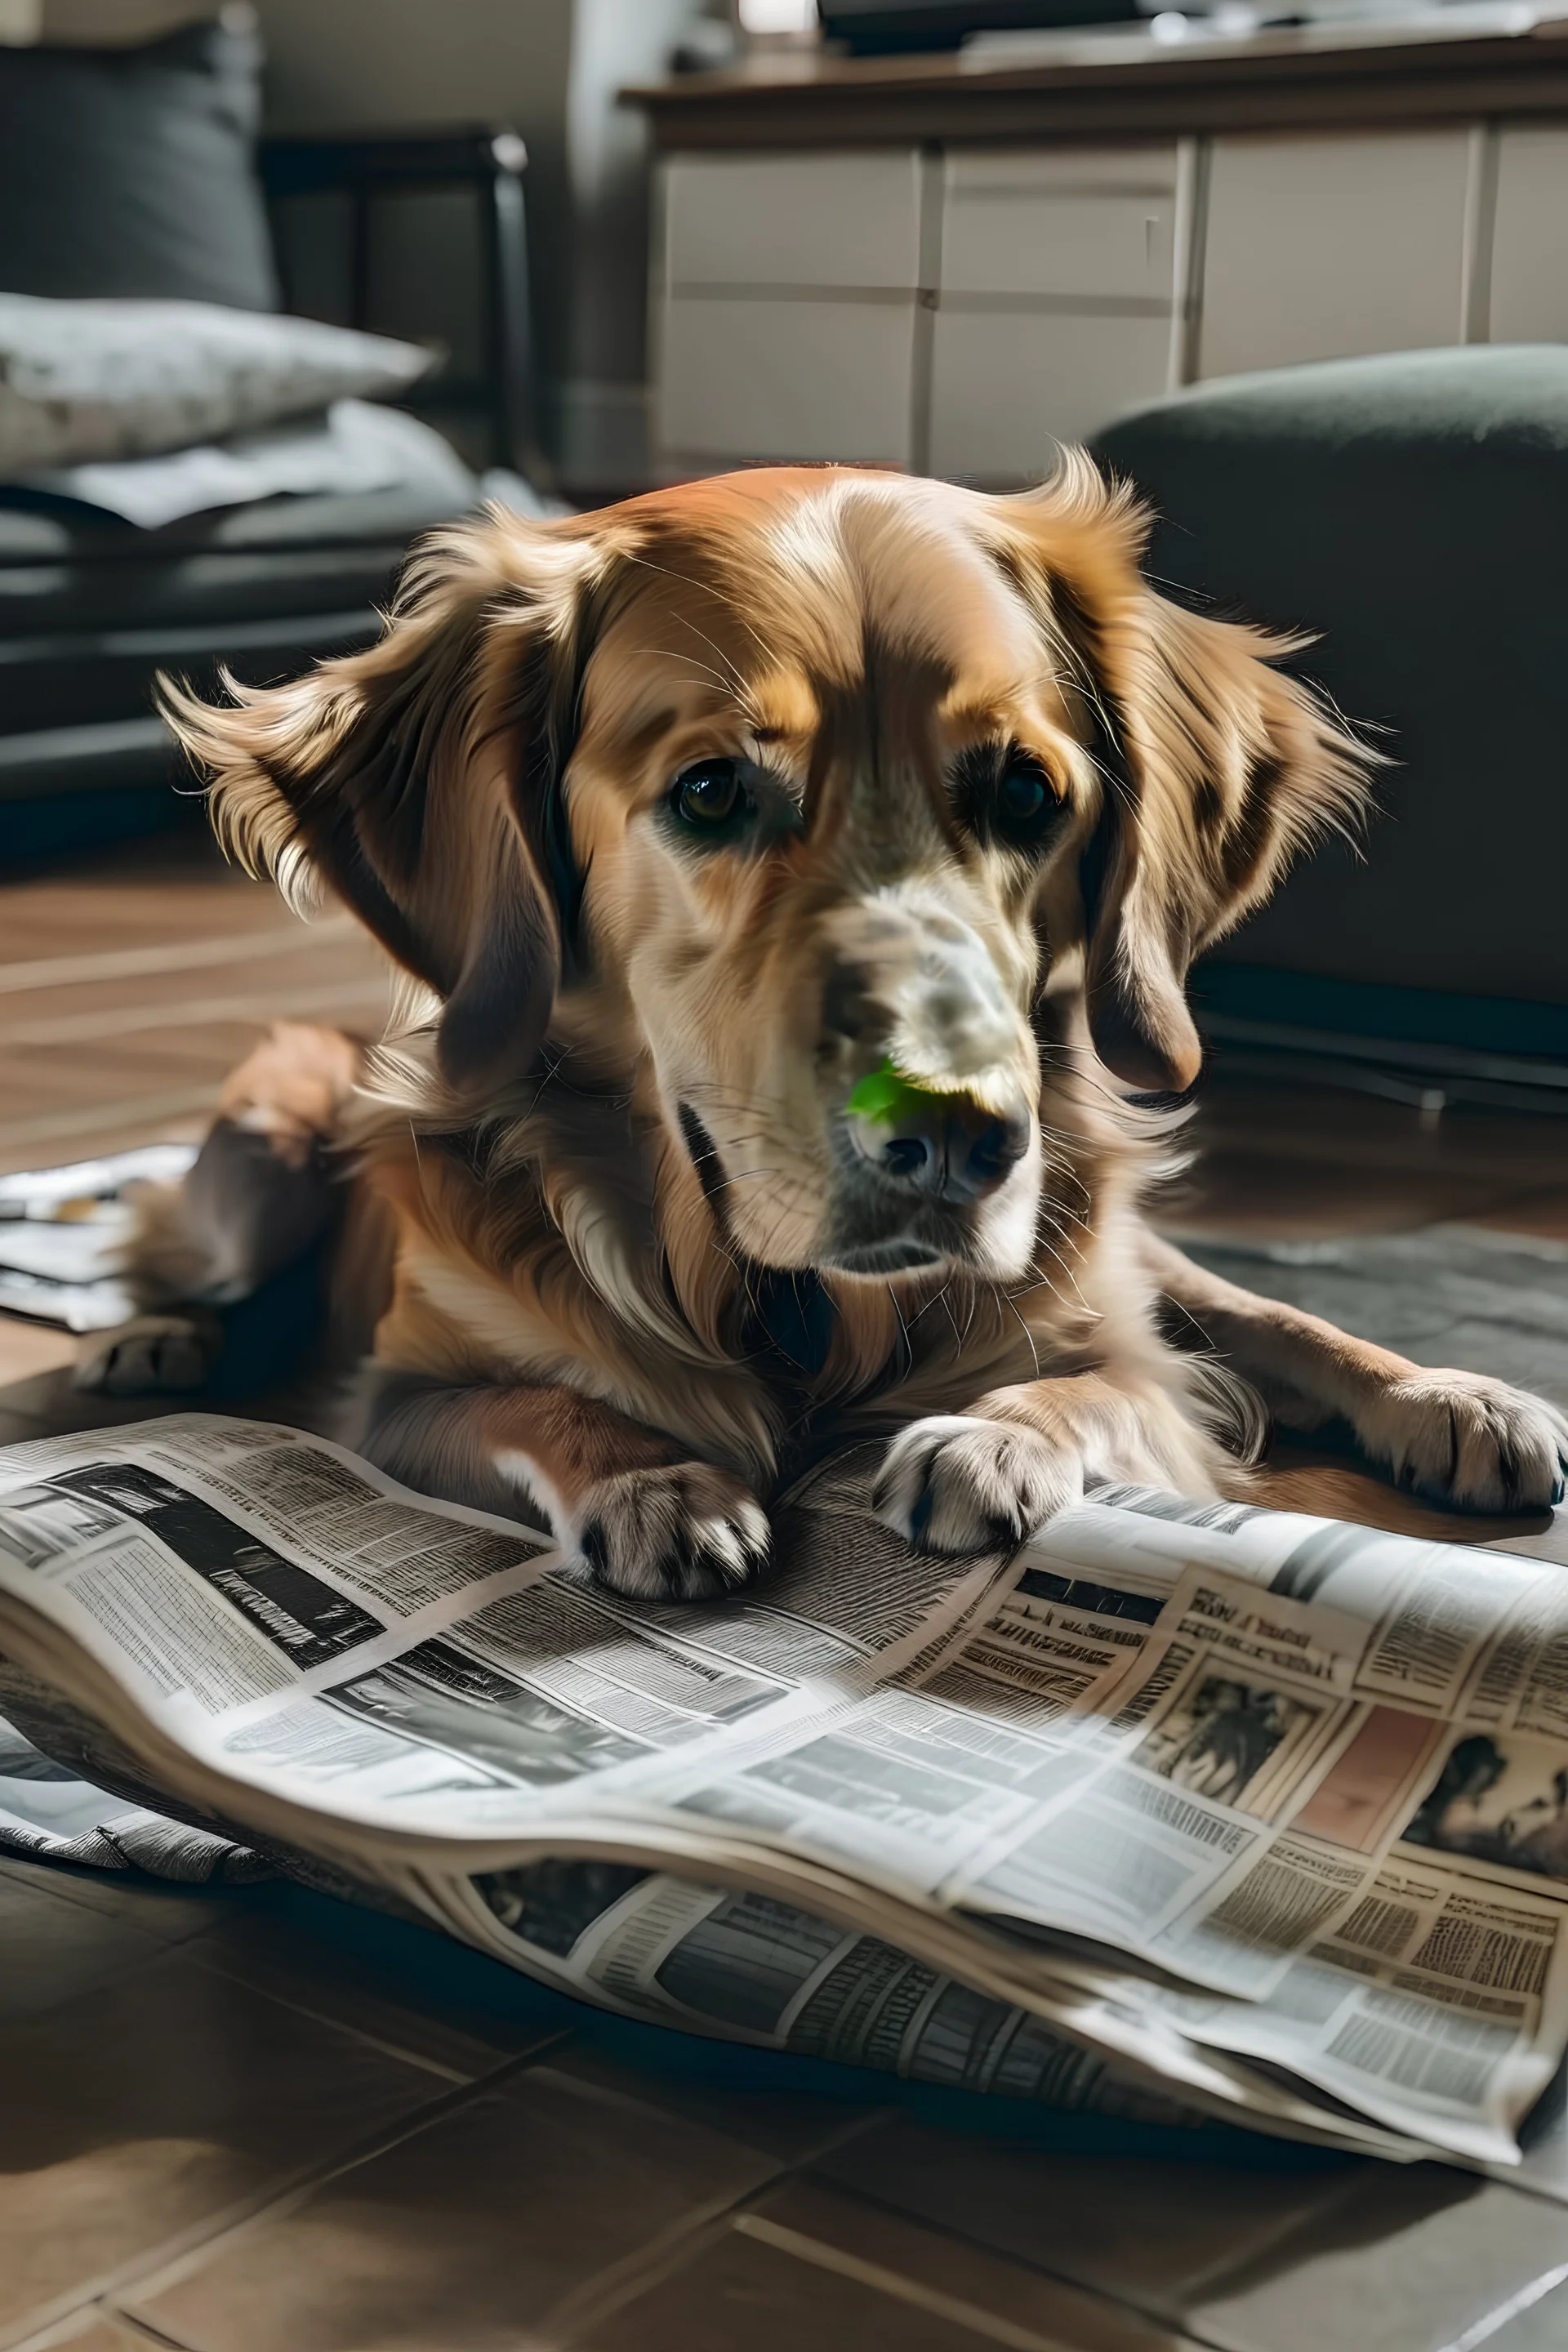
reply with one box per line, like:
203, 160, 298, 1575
159, 512, 610, 1096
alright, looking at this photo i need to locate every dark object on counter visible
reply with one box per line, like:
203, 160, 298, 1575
819, 0, 1139, 52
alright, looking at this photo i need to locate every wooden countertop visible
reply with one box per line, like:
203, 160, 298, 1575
624, 10, 1568, 147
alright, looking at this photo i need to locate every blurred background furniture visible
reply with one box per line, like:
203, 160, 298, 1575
630, 21, 1568, 479
0, 17, 544, 866
260, 124, 541, 476
1094, 344, 1568, 1111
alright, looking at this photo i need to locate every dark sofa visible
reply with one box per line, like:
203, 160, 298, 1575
0, 17, 537, 865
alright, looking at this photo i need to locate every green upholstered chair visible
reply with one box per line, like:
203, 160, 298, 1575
1094, 347, 1568, 1089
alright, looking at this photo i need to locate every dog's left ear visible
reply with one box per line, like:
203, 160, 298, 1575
160, 512, 612, 1096
999, 465, 1370, 1096
1079, 586, 1370, 1094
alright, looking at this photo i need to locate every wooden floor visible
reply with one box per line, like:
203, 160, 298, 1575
0, 831, 386, 1388
3, 835, 1568, 2352
0, 831, 390, 1173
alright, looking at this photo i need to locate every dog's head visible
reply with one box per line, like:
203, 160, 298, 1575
163, 463, 1365, 1286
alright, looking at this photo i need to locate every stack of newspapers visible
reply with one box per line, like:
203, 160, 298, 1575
2, 1410, 1566, 2168
0, 1147, 198, 1331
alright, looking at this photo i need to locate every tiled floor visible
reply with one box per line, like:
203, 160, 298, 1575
3, 835, 1568, 2352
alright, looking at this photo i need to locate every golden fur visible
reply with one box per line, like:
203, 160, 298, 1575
122, 461, 1566, 1596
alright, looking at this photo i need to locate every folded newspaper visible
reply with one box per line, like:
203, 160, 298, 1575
2, 1411, 1567, 2170
0, 1146, 198, 1332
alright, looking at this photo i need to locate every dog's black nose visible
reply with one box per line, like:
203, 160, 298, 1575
858, 1097, 1029, 1204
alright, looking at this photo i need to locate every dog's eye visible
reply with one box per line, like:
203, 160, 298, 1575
671, 758, 750, 835
997, 764, 1049, 830
990, 755, 1059, 844
952, 742, 1065, 850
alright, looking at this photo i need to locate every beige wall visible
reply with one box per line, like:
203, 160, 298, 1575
255, 0, 577, 470
255, 0, 699, 488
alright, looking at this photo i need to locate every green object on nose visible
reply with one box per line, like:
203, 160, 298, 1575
845, 1057, 947, 1125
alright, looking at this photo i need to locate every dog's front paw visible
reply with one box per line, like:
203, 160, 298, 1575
574, 1463, 770, 1602
1360, 1369, 1568, 1513
873, 1415, 1080, 1554
74, 1312, 221, 1396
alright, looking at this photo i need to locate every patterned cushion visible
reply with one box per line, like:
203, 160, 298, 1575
0, 295, 434, 473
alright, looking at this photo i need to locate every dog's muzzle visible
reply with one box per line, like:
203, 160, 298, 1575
844, 1091, 1029, 1206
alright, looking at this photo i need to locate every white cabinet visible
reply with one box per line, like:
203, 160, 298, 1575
649, 121, 1567, 486
1198, 131, 1472, 378
929, 310, 1172, 477
662, 151, 923, 291
657, 295, 919, 466
939, 147, 1179, 303
654, 149, 923, 468
1490, 127, 1568, 342
654, 142, 1186, 476
929, 144, 1183, 479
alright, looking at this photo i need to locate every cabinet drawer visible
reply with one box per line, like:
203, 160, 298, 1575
662, 152, 923, 292
929, 309, 1172, 480
941, 148, 1179, 303
657, 296, 916, 465
1491, 128, 1568, 341
1199, 131, 1469, 378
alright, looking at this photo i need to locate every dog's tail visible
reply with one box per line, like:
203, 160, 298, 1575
78, 1022, 381, 1397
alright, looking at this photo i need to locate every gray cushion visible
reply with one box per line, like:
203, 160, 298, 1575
0, 18, 276, 312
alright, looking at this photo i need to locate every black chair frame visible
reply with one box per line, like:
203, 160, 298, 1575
258, 125, 543, 482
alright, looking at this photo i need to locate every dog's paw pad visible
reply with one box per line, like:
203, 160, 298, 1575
576, 1463, 770, 1601
74, 1314, 220, 1396
1367, 1370, 1568, 1514
872, 1414, 1080, 1554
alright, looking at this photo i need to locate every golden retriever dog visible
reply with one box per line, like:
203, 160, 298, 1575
89, 461, 1568, 1597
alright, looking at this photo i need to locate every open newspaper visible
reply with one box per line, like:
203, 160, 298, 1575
2, 1412, 1567, 2169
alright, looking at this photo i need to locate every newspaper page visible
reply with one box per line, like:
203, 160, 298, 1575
0, 1427, 1373, 2152
608, 1480, 1568, 2161
0, 1415, 1566, 2163
451, 1854, 1207, 2122
980, 1490, 1568, 2165
0, 1423, 1007, 1847
0, 1698, 265, 1881
645, 1489, 1481, 1994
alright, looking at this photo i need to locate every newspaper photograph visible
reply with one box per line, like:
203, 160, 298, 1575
0, 1411, 1566, 2167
